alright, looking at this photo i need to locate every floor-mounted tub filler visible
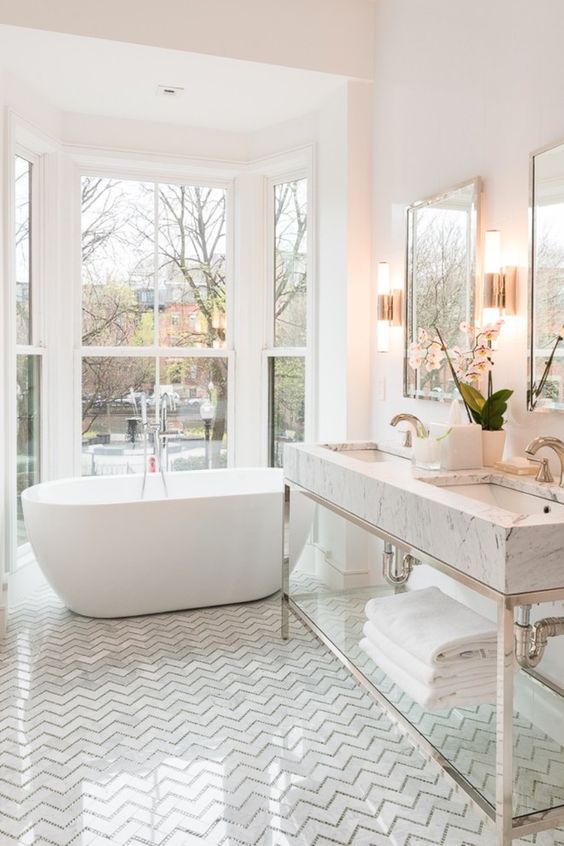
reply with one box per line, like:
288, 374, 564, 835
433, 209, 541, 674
22, 468, 284, 618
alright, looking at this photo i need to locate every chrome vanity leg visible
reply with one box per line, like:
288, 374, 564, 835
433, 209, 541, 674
496, 598, 514, 845
281, 483, 290, 640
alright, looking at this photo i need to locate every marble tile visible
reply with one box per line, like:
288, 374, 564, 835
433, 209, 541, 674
0, 586, 561, 845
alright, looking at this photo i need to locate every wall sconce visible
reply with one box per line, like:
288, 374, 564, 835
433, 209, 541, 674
376, 262, 402, 352
483, 230, 516, 318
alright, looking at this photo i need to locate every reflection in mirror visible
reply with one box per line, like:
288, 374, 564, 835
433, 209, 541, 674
530, 142, 564, 411
404, 179, 480, 400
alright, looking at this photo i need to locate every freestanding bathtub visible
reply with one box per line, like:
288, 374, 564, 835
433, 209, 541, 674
22, 468, 284, 618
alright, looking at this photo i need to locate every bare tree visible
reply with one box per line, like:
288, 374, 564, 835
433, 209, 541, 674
81, 357, 154, 435
15, 158, 32, 343
81, 177, 119, 264
81, 177, 154, 348
157, 184, 228, 444
274, 181, 307, 346
81, 178, 155, 435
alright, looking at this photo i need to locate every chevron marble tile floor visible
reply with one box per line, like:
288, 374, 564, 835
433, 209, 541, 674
0, 586, 563, 846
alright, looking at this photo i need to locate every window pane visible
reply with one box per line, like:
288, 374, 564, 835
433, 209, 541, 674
158, 185, 227, 348
81, 356, 228, 475
269, 356, 305, 467
81, 357, 156, 476
81, 178, 155, 346
17, 355, 41, 544
15, 156, 32, 345
274, 179, 307, 347
159, 357, 228, 470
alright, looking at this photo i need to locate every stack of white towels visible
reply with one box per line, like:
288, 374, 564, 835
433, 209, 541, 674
360, 586, 498, 710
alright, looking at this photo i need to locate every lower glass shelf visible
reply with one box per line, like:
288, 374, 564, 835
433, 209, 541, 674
289, 574, 564, 820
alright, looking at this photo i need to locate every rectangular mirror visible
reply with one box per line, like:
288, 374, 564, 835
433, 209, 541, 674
404, 178, 481, 400
529, 141, 564, 411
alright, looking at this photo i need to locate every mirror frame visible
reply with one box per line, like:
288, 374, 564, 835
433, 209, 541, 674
528, 137, 564, 413
403, 176, 482, 401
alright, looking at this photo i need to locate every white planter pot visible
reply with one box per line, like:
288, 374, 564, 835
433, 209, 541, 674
482, 429, 506, 466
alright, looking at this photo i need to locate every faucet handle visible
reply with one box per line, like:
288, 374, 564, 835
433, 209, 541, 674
528, 456, 554, 484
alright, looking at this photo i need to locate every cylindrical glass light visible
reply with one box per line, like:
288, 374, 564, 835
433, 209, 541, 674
484, 230, 502, 274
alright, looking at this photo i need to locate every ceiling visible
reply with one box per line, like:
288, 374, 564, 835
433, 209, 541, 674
0, 25, 347, 133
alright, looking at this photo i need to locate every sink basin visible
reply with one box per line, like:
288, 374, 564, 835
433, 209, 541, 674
437, 482, 564, 517
322, 444, 409, 463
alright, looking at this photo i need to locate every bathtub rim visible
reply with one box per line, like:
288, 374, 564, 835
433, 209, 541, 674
21, 467, 284, 507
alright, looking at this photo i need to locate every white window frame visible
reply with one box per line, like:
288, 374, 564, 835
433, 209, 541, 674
262, 161, 316, 465
3, 115, 53, 574
72, 160, 236, 475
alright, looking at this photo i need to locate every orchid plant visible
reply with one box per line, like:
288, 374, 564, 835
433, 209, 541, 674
408, 320, 513, 431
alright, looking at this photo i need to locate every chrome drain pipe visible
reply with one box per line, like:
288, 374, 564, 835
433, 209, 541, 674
382, 543, 419, 585
515, 604, 564, 669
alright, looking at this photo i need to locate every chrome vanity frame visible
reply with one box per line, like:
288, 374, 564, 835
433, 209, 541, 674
281, 481, 564, 846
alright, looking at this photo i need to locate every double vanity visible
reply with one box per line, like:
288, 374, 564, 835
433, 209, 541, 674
283, 440, 564, 845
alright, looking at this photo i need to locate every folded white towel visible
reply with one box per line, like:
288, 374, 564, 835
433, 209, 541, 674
359, 637, 497, 710
362, 620, 496, 687
364, 587, 496, 666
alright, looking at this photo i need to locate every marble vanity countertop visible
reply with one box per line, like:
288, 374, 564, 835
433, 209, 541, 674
284, 441, 564, 595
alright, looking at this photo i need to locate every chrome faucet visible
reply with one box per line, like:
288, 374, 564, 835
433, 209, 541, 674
139, 392, 150, 499
525, 436, 564, 486
390, 413, 427, 448
160, 392, 169, 434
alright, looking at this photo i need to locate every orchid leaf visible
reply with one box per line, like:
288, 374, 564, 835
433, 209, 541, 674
459, 383, 486, 414
488, 388, 513, 404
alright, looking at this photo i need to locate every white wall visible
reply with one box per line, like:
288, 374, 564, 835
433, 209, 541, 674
317, 81, 373, 442
317, 87, 348, 440
0, 0, 376, 80
370, 0, 564, 686
371, 0, 564, 460
62, 112, 251, 163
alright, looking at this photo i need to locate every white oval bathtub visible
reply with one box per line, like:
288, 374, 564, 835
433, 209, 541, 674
22, 468, 284, 618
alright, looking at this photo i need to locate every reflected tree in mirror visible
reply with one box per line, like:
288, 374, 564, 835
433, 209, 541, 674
405, 179, 480, 400
530, 142, 564, 411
